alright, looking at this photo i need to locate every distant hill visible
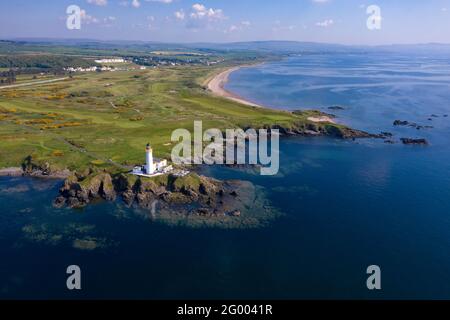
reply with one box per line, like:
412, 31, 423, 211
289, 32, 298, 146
376, 43, 450, 54
2, 38, 450, 55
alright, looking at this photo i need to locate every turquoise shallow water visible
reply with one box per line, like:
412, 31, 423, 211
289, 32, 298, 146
1, 52, 450, 299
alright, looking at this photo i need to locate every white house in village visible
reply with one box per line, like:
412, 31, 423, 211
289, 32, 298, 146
95, 58, 125, 64
132, 143, 172, 177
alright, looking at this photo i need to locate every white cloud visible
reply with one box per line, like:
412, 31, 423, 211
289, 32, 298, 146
79, 10, 118, 27
174, 10, 185, 20
102, 16, 116, 27
190, 3, 225, 21
120, 0, 172, 7
192, 4, 205, 12
176, 3, 227, 31
316, 19, 334, 27
146, 0, 173, 3
87, 0, 108, 6
225, 21, 251, 33
228, 25, 238, 32
272, 20, 295, 32
312, 0, 330, 3
80, 9, 100, 24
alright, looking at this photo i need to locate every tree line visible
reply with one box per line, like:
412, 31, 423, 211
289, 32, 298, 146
0, 55, 97, 69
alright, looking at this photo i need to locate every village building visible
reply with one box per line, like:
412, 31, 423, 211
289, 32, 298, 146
94, 58, 125, 64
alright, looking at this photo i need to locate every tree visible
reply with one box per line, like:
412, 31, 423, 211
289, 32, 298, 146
6, 69, 16, 84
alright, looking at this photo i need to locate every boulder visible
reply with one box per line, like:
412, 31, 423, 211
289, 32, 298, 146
228, 210, 241, 217
394, 120, 411, 126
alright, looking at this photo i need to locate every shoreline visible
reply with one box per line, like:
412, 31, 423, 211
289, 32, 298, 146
0, 167, 71, 179
206, 65, 265, 108
206, 65, 336, 124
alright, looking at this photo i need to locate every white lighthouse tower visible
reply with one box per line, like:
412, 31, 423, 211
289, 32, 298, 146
145, 143, 155, 175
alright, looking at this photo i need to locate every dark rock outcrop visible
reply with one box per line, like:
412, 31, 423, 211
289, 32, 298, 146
393, 120, 433, 130
54, 173, 116, 208
394, 120, 410, 126
328, 106, 345, 111
20, 156, 71, 179
54, 172, 245, 222
400, 138, 429, 145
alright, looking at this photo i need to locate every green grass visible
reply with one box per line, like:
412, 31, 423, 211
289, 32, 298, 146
0, 64, 335, 173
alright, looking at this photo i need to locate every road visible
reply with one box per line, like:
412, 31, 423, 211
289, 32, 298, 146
0, 77, 69, 90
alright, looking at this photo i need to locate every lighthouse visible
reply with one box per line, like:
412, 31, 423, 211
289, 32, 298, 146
131, 143, 172, 177
145, 143, 155, 175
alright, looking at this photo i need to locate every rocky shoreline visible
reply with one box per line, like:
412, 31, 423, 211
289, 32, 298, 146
53, 171, 243, 215
0, 115, 421, 228
1, 163, 278, 228
51, 169, 278, 228
0, 166, 71, 179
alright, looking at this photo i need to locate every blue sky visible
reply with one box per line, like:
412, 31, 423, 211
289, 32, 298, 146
1, 0, 450, 44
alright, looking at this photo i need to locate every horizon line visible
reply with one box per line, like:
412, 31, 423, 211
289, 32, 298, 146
2, 37, 450, 48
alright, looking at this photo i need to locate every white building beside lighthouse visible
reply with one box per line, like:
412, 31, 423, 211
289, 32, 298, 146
132, 143, 172, 177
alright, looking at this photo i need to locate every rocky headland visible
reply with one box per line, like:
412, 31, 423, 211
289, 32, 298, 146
51, 169, 277, 228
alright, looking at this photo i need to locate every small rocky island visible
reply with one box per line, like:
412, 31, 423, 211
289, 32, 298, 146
52, 169, 278, 228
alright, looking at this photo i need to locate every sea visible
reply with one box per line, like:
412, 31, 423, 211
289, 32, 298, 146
1, 51, 450, 299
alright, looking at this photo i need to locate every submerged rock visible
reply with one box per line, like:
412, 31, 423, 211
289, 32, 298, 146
393, 120, 433, 131
400, 138, 429, 145
380, 132, 393, 137
328, 106, 345, 111
394, 120, 411, 126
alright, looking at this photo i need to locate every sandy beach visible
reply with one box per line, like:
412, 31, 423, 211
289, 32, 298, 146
207, 66, 336, 124
207, 66, 263, 108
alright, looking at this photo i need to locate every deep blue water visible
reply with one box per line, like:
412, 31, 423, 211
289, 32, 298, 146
2, 52, 450, 299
